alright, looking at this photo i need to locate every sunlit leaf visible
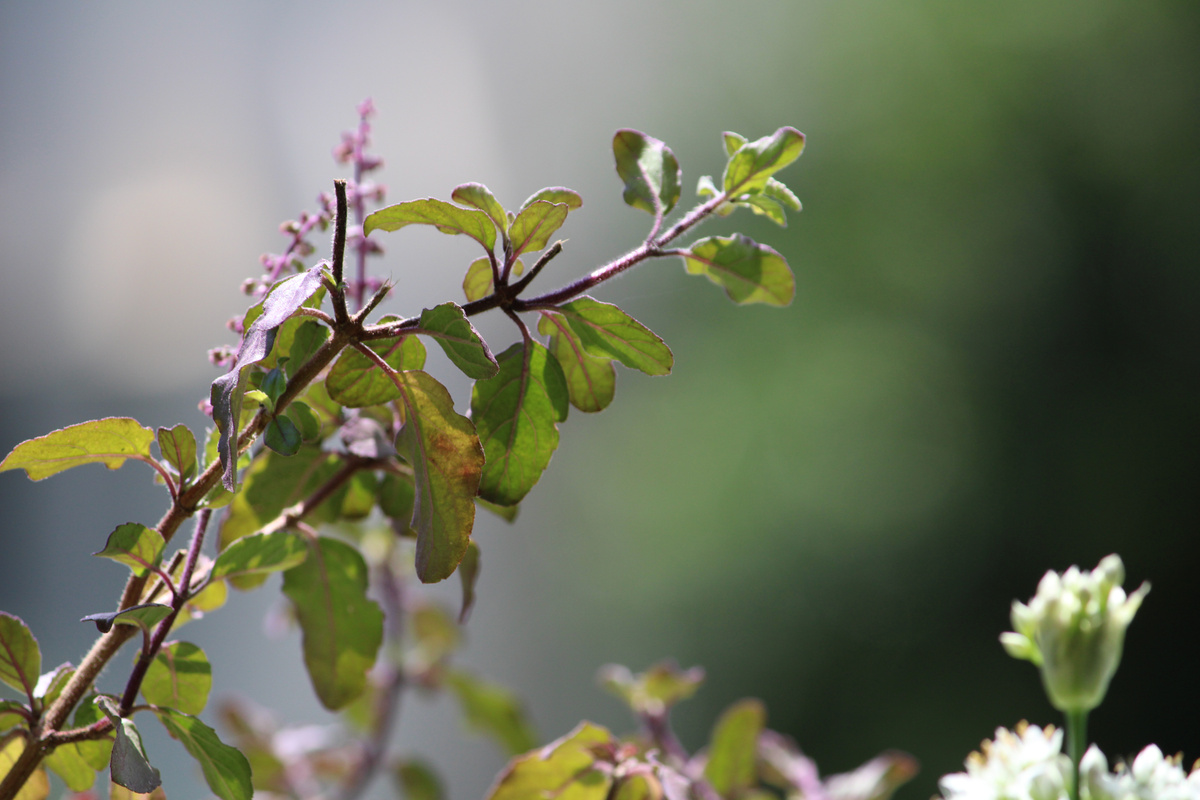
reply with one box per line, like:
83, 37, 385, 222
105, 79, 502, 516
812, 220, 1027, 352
679, 234, 794, 306
415, 303, 499, 379
95, 696, 161, 795
520, 187, 582, 212
452, 182, 508, 236
722, 127, 805, 197
286, 319, 331, 372
109, 783, 166, 800
538, 312, 616, 413
33, 662, 73, 707
509, 201, 569, 259
282, 537, 384, 709
155, 707, 252, 800
0, 702, 26, 734
485, 722, 616, 800
446, 670, 536, 756
140, 642, 212, 715
365, 198, 496, 252
722, 131, 748, 157
212, 531, 307, 581
326, 335, 426, 408
471, 341, 569, 506
704, 698, 765, 797
613, 130, 681, 216
553, 297, 672, 376
44, 739, 96, 792
93, 523, 164, 577
463, 257, 496, 302
0, 734, 50, 800
0, 418, 155, 482
614, 774, 662, 800
597, 661, 704, 717
156, 425, 197, 485
0, 614, 40, 700
264, 415, 302, 456
73, 695, 114, 771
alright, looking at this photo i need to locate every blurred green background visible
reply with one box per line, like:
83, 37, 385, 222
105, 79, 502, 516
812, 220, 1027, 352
1, 2, 1197, 799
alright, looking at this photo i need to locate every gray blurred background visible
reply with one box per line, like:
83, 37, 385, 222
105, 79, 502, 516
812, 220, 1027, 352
2, 2, 1198, 799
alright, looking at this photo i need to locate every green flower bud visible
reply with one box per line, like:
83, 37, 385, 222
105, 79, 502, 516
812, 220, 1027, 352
1000, 554, 1149, 714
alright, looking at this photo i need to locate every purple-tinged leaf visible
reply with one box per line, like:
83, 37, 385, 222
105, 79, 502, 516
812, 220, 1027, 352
415, 303, 499, 379
452, 182, 508, 236
520, 187, 582, 212
0, 418, 155, 482
554, 297, 672, 376
0, 614, 41, 701
365, 198, 496, 252
0, 701, 29, 734
157, 424, 197, 485
538, 311, 616, 413
93, 523, 164, 577
508, 201, 569, 259
613, 130, 681, 216
679, 234, 795, 306
326, 335, 426, 408
95, 696, 161, 795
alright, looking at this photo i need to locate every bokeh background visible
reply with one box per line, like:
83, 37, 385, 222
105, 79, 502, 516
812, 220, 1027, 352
2, 2, 1198, 799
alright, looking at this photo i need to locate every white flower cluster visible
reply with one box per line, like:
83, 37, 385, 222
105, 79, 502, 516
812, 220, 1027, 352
939, 724, 1200, 800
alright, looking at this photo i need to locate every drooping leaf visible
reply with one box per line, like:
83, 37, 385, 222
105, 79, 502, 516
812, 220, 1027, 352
485, 722, 616, 800
156, 425, 197, 485
553, 297, 672, 376
415, 303, 499, 379
212, 530, 307, 580
452, 182, 509, 236
44, 738, 97, 792
281, 537, 384, 709
471, 341, 569, 506
679, 234, 795, 306
704, 698, 766, 797
0, 614, 40, 701
80, 604, 173, 635
508, 201, 569, 259
458, 541, 481, 624
394, 759, 445, 800
211, 265, 328, 490
155, 707, 252, 800
141, 641, 212, 715
722, 127, 805, 197
73, 696, 115, 771
0, 418, 155, 482
520, 187, 582, 212
392, 370, 484, 583
95, 696, 161, 795
539, 313, 616, 413
365, 198, 496, 252
446, 670, 537, 756
326, 336, 426, 408
597, 661, 705, 717
613, 130, 681, 216
93, 523, 164, 577
0, 733, 50, 800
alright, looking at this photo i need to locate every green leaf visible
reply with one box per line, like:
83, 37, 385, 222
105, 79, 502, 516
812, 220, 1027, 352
723, 131, 748, 157
33, 662, 74, 706
95, 696, 161, 795
520, 187, 583, 212
463, 257, 496, 302
446, 670, 536, 756
93, 523, 164, 577
286, 319, 331, 372
394, 759, 445, 800
44, 738, 97, 792
80, 604, 173, 635
452, 182, 509, 236
471, 341, 569, 506
414, 303, 499, 379
282, 537, 384, 709
285, 401, 321, 441
613, 130, 681, 216
679, 233, 795, 306
0, 418, 155, 481
326, 336, 426, 408
554, 297, 672, 376
392, 370, 485, 583
156, 425, 197, 485
0, 734, 50, 800
155, 707, 252, 800
486, 722, 616, 800
764, 178, 801, 211
458, 541, 481, 624
740, 194, 787, 226
379, 471, 416, 524
212, 530, 308, 580
508, 201, 569, 259
722, 127, 805, 197
365, 198, 496, 252
211, 266, 327, 490
597, 661, 705, 717
477, 497, 519, 522
0, 702, 27, 734
73, 695, 114, 771
539, 313, 616, 413
264, 415, 302, 456
704, 698, 765, 797
0, 614, 40, 700
141, 641, 211, 716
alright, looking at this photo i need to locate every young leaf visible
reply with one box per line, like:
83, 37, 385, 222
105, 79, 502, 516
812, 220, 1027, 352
263, 415, 302, 456
392, 370, 485, 583
0, 614, 41, 701
154, 707, 252, 800
723, 131, 748, 157
452, 182, 509, 236
0, 733, 50, 800
471, 341, 569, 507
704, 698, 766, 797
93, 523, 164, 577
211, 530, 307, 580
613, 130, 682, 216
597, 661, 705, 717
445, 669, 537, 756
679, 234, 795, 306
141, 642, 212, 715
722, 127, 805, 197
365, 198, 496, 252
211, 265, 327, 490
156, 424, 197, 485
508, 201, 569, 259
0, 418, 155, 482
554, 297, 672, 376
80, 604, 173, 635
458, 540, 481, 624
394, 759, 445, 800
415, 303, 499, 379
326, 335, 426, 408
33, 662, 74, 707
520, 187, 582, 212
463, 257, 496, 302
95, 696, 161, 795
539, 313, 616, 413
281, 536, 384, 709
485, 722, 616, 800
